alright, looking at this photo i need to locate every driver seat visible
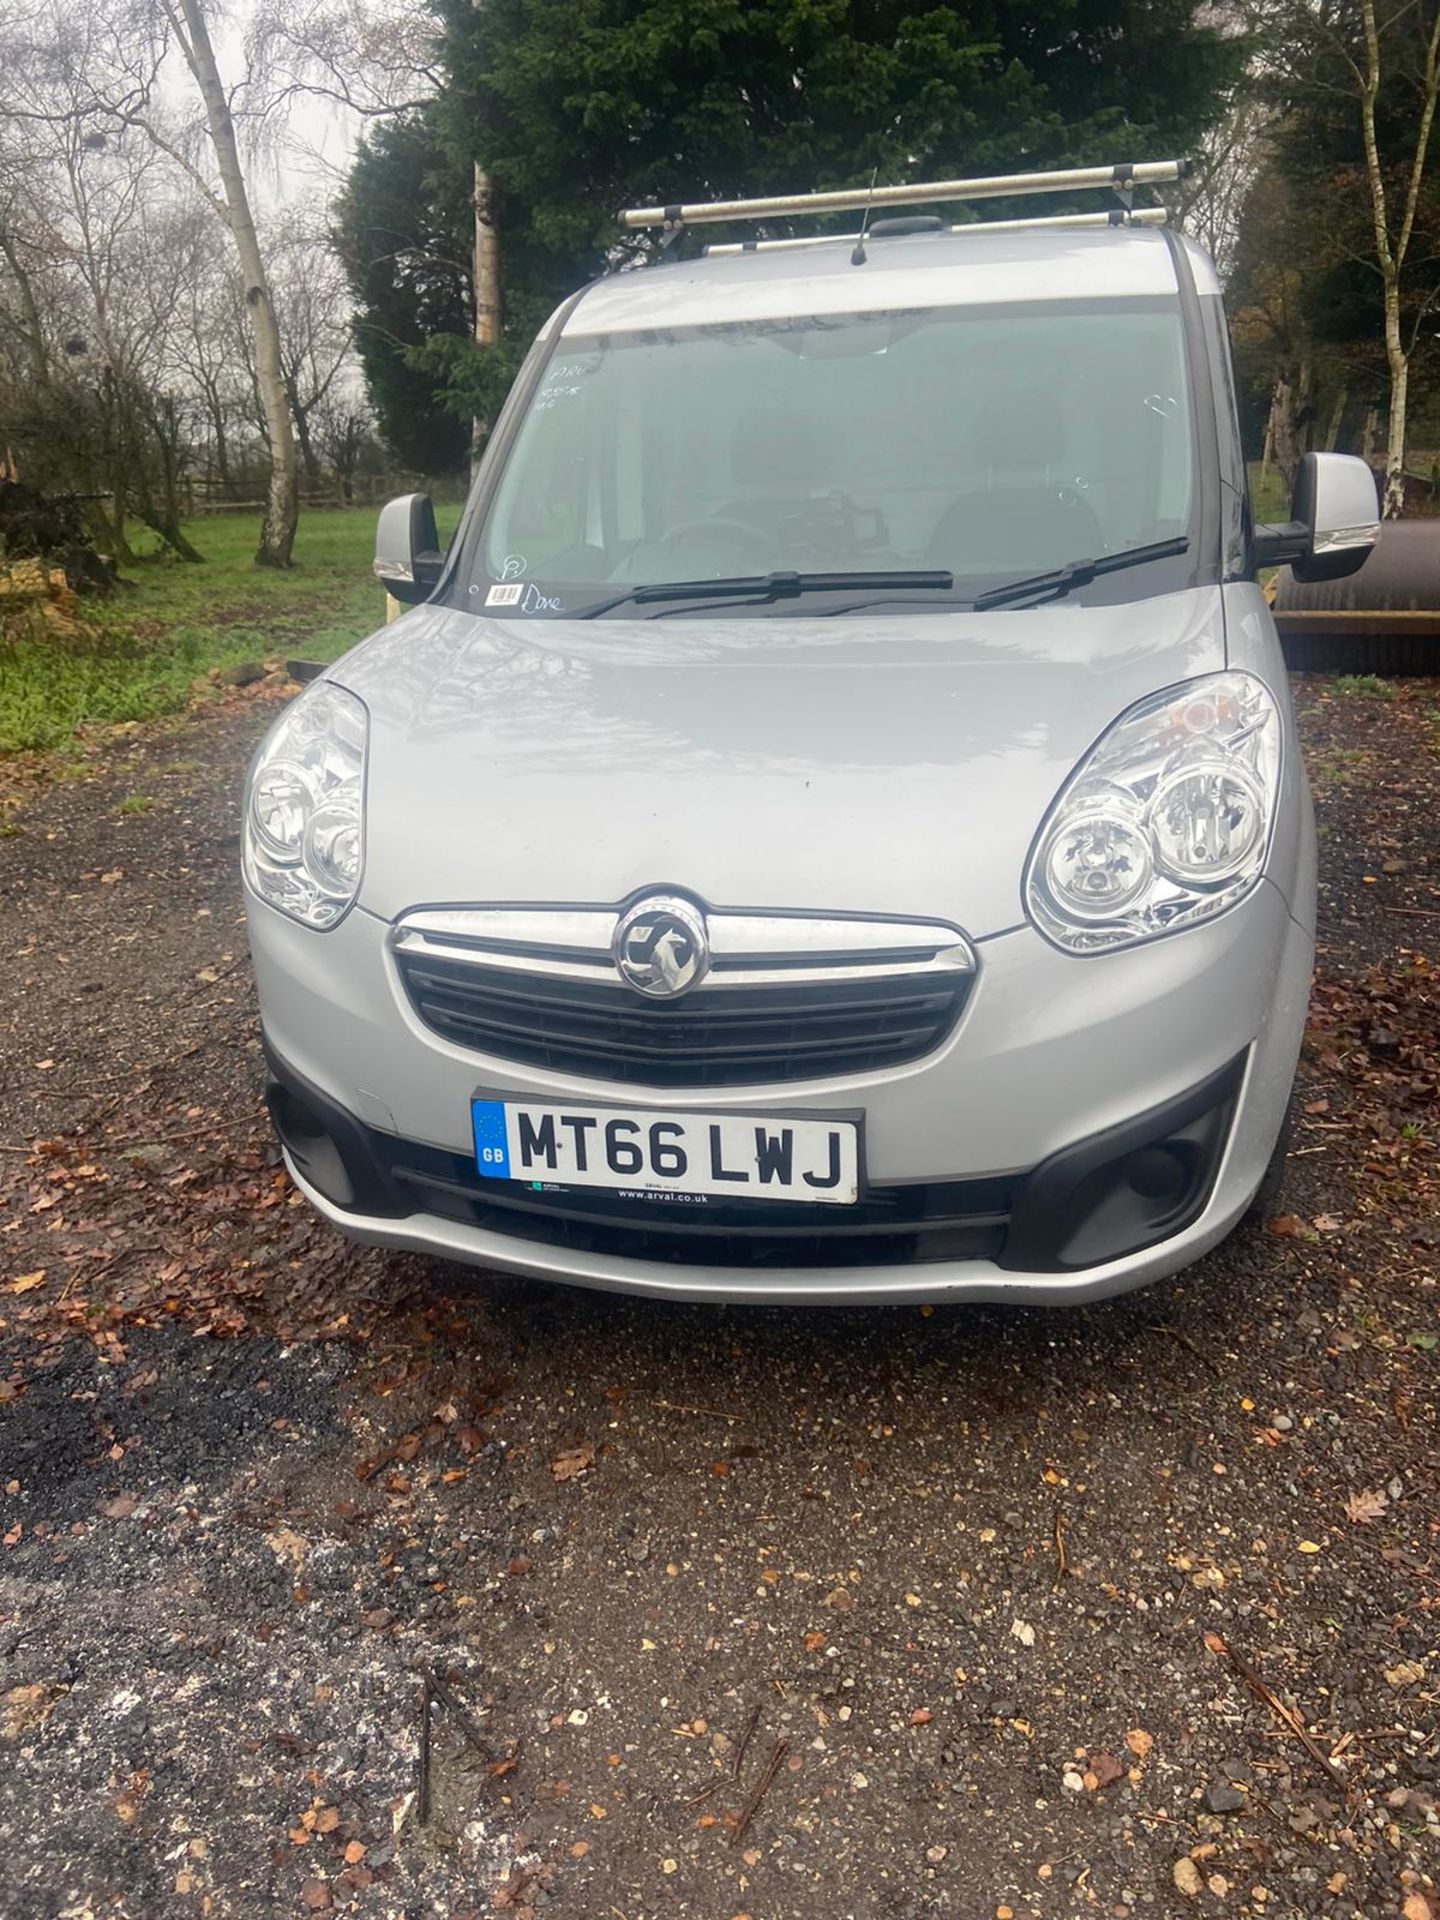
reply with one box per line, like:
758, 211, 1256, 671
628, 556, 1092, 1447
926, 388, 1101, 574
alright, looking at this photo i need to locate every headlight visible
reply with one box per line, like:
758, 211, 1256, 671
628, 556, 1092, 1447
243, 681, 368, 929
1025, 671, 1280, 954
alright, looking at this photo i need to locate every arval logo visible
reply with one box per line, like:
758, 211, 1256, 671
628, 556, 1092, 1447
613, 894, 709, 1000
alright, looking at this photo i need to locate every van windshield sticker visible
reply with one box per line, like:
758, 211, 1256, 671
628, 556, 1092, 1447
483, 581, 565, 613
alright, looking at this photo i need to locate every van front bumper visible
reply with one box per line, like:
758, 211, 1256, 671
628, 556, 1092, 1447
248, 878, 1313, 1305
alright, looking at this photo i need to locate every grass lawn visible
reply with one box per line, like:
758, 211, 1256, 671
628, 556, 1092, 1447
1248, 458, 1292, 525
0, 506, 458, 757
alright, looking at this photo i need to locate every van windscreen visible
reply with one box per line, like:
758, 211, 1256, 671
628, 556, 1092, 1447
472, 297, 1195, 614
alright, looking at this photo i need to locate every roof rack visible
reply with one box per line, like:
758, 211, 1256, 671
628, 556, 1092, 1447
619, 159, 1185, 233
701, 205, 1169, 257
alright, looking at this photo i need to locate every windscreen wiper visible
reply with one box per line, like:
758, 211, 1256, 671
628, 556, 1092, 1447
572, 568, 953, 619
970, 536, 1190, 612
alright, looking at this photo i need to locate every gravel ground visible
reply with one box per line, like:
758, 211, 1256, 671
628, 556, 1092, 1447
0, 674, 1436, 1920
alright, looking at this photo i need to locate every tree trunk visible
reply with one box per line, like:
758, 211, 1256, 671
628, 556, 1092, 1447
1271, 371, 1302, 488
172, 0, 298, 567
87, 497, 136, 567
135, 505, 205, 563
471, 164, 501, 475
0, 230, 52, 388
1381, 290, 1409, 519
1354, 0, 1439, 521
1323, 386, 1349, 452
1259, 380, 1279, 490
204, 379, 236, 497
1360, 405, 1379, 466
288, 382, 323, 487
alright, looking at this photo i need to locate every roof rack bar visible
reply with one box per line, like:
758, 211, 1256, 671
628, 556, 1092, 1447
620, 159, 1184, 231
701, 206, 1169, 257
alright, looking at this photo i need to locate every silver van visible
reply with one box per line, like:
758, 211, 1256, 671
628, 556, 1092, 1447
243, 161, 1378, 1304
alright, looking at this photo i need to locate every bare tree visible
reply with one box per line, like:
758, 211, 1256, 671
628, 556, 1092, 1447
0, 66, 211, 559
1182, 90, 1270, 276
1357, 0, 1440, 516
4, 0, 301, 565
168, 234, 257, 500
161, 0, 298, 563
266, 217, 357, 486
1248, 0, 1440, 517
247, 0, 441, 124
312, 393, 378, 501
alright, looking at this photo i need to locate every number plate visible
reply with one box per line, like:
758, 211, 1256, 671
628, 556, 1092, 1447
471, 1098, 860, 1206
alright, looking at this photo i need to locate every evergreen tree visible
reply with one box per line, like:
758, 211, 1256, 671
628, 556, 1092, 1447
333, 113, 473, 475
343, 1, 1246, 452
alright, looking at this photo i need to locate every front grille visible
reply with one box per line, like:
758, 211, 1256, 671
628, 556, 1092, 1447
385, 1136, 1013, 1268
398, 957, 970, 1088
392, 900, 975, 1090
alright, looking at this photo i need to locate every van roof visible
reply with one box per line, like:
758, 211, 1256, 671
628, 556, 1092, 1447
558, 226, 1218, 338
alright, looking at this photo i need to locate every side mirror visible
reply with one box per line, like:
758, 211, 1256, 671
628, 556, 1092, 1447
1254, 452, 1379, 582
374, 493, 444, 605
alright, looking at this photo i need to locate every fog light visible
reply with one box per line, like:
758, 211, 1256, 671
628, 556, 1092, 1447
1124, 1145, 1189, 1204
1000, 1057, 1244, 1272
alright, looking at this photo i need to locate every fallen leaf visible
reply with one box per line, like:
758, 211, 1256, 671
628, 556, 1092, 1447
1125, 1729, 1153, 1761
314, 1806, 340, 1834
1086, 1750, 1123, 1790
342, 1841, 366, 1866
300, 1879, 331, 1911
1344, 1488, 1389, 1525
1297, 1539, 1323, 1555
6, 1271, 45, 1295
361, 1608, 393, 1631
909, 1708, 933, 1726
550, 1444, 595, 1482
100, 1492, 138, 1520
1265, 1213, 1309, 1238
803, 1631, 825, 1651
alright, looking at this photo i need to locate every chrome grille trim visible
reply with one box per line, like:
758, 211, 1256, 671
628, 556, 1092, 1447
391, 905, 975, 990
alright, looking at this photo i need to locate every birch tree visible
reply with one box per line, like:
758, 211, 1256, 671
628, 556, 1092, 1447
162, 0, 297, 564
5, 0, 300, 565
1249, 0, 1440, 518
1357, 0, 1440, 515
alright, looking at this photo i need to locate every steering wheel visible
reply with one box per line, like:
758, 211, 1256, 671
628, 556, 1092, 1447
653, 516, 772, 570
